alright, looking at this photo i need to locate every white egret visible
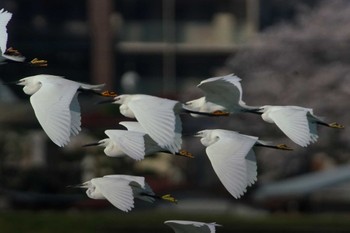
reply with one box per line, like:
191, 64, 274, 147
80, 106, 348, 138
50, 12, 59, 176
15, 74, 116, 147
195, 129, 292, 198
76, 175, 177, 212
184, 74, 257, 117
83, 121, 193, 160
0, 9, 47, 66
164, 220, 221, 233
101, 94, 183, 154
254, 105, 344, 147
186, 74, 344, 147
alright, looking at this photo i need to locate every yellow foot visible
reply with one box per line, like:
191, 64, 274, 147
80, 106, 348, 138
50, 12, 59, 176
30, 58, 48, 67
101, 90, 117, 97
161, 194, 178, 204
178, 149, 194, 158
276, 144, 293, 151
212, 110, 230, 116
5, 47, 22, 56
329, 122, 345, 129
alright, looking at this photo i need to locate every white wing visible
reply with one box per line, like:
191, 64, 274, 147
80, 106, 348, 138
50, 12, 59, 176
0, 8, 12, 54
245, 150, 258, 187
30, 78, 80, 147
69, 93, 81, 136
91, 177, 135, 212
119, 121, 146, 133
267, 107, 313, 147
105, 129, 147, 161
128, 96, 182, 153
198, 74, 244, 112
103, 174, 145, 188
119, 121, 165, 155
206, 131, 257, 198
164, 220, 221, 233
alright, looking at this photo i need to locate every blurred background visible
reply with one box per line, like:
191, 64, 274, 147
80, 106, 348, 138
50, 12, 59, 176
0, 0, 349, 232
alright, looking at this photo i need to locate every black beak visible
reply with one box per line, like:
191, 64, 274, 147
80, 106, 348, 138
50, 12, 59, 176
82, 142, 101, 147
96, 99, 115, 105
1, 81, 20, 85
243, 107, 263, 115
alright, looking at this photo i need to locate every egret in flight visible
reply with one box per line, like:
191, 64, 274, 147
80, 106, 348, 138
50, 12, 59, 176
164, 220, 221, 233
15, 74, 116, 147
83, 121, 193, 160
75, 175, 177, 212
253, 105, 344, 147
195, 129, 292, 198
0, 9, 47, 66
100, 94, 183, 154
186, 74, 344, 147
184, 74, 257, 116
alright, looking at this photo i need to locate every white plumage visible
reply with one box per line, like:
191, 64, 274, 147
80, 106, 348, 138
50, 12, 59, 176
184, 74, 255, 116
84, 121, 166, 161
79, 175, 156, 212
188, 74, 344, 147
16, 74, 104, 147
196, 129, 259, 198
109, 94, 183, 154
257, 105, 344, 147
0, 8, 25, 63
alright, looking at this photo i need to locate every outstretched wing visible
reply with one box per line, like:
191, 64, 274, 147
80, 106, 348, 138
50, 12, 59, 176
30, 77, 80, 147
267, 107, 313, 147
69, 93, 81, 136
206, 131, 257, 198
0, 8, 12, 54
245, 150, 258, 187
92, 177, 135, 212
198, 74, 244, 112
119, 121, 146, 133
105, 129, 147, 161
128, 96, 182, 154
103, 175, 145, 188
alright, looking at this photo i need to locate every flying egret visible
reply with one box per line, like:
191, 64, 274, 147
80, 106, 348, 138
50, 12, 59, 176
75, 175, 177, 212
186, 74, 344, 147
184, 74, 258, 117
0, 9, 47, 66
83, 121, 193, 160
164, 220, 221, 233
195, 129, 292, 198
15, 74, 116, 147
253, 105, 345, 147
100, 94, 183, 154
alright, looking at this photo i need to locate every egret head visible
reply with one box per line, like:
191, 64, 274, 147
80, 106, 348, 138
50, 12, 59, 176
85, 179, 105, 199
85, 183, 98, 198
112, 94, 129, 104
195, 130, 217, 146
194, 130, 208, 138
16, 76, 42, 95
101, 139, 118, 156
256, 105, 271, 113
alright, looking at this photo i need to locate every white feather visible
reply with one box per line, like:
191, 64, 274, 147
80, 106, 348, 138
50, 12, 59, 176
18, 74, 103, 147
199, 130, 258, 199
262, 106, 314, 147
0, 8, 12, 55
118, 94, 182, 154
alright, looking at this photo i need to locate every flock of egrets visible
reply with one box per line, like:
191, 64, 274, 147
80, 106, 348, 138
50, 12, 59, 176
1, 8, 344, 233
